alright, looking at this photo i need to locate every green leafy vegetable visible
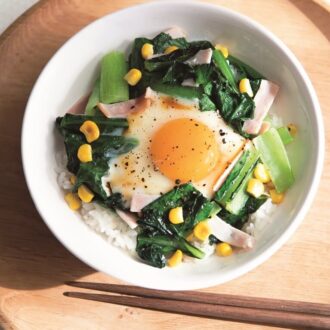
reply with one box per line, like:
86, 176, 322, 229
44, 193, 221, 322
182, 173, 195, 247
100, 51, 129, 104
151, 82, 201, 99
253, 128, 294, 193
212, 49, 239, 93
56, 113, 138, 201
136, 184, 220, 268
215, 147, 259, 206
277, 126, 294, 145
85, 78, 100, 115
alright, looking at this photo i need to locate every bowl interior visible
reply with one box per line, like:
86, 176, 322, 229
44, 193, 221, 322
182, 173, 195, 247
22, 1, 322, 290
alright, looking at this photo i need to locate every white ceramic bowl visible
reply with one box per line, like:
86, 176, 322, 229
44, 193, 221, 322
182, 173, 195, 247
22, 1, 324, 290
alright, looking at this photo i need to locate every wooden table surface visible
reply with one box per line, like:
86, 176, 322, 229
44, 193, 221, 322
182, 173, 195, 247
0, 0, 329, 329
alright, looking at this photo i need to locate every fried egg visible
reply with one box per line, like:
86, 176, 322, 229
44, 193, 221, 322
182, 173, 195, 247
107, 93, 246, 200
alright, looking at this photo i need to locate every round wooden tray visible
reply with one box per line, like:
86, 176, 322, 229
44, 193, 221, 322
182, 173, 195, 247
0, 1, 329, 329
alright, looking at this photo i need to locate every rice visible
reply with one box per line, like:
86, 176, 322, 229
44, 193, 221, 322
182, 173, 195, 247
56, 152, 137, 252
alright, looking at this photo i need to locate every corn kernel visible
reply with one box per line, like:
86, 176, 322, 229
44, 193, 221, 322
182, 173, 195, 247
64, 192, 81, 211
124, 68, 142, 86
193, 221, 211, 241
169, 206, 184, 224
77, 144, 92, 163
247, 178, 264, 198
254, 163, 271, 183
70, 175, 77, 185
168, 249, 183, 267
216, 242, 233, 257
270, 189, 284, 204
78, 184, 94, 203
287, 124, 297, 136
215, 44, 229, 58
141, 43, 154, 60
239, 78, 253, 97
164, 45, 179, 54
186, 232, 194, 242
79, 120, 100, 143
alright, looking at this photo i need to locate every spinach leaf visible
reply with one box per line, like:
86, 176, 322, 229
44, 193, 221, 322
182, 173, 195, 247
92, 136, 138, 161
152, 32, 189, 53
73, 159, 109, 199
136, 184, 220, 268
217, 195, 267, 230
57, 114, 129, 136
56, 113, 138, 202
199, 94, 216, 111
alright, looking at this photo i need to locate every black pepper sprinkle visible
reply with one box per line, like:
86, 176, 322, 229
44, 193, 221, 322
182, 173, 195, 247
175, 179, 181, 184
203, 183, 206, 187
222, 138, 227, 144
141, 178, 145, 182
114, 164, 118, 167
144, 185, 148, 189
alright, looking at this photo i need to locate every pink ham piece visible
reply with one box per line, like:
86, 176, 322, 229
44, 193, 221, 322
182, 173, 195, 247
115, 209, 138, 229
163, 26, 186, 39
208, 216, 255, 249
97, 88, 156, 118
130, 193, 160, 212
243, 80, 279, 135
185, 48, 213, 66
67, 93, 90, 114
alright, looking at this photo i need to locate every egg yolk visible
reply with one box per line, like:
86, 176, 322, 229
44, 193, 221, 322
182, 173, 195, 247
150, 118, 220, 182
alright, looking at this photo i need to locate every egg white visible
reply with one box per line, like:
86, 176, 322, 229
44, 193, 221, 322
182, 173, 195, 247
106, 93, 245, 200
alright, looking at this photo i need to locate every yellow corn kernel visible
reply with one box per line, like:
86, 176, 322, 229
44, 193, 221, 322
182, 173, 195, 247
186, 232, 194, 242
270, 189, 284, 204
193, 221, 211, 241
70, 175, 77, 185
124, 68, 142, 86
254, 163, 271, 183
169, 206, 184, 224
77, 144, 92, 163
216, 242, 233, 257
215, 44, 229, 58
164, 45, 179, 54
247, 178, 264, 198
79, 120, 100, 143
239, 78, 253, 97
168, 249, 183, 267
141, 43, 154, 59
64, 192, 81, 211
78, 185, 95, 203
288, 124, 297, 136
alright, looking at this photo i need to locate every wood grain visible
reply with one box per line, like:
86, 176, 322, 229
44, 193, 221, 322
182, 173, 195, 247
0, 0, 329, 329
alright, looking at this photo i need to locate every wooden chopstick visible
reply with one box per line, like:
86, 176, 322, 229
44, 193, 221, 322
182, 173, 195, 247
64, 282, 330, 329
66, 281, 330, 316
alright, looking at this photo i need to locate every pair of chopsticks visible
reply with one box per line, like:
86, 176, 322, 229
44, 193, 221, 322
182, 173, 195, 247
64, 282, 330, 329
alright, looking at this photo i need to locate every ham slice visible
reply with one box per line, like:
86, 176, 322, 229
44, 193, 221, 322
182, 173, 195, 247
67, 93, 90, 114
130, 193, 160, 212
97, 88, 156, 118
163, 26, 186, 39
115, 209, 138, 229
185, 48, 213, 66
243, 80, 279, 135
208, 216, 255, 249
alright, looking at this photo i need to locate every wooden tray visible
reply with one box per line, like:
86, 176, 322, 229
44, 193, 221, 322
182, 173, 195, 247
0, 0, 329, 329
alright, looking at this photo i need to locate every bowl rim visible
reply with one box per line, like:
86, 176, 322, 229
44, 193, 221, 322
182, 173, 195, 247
21, 0, 325, 290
